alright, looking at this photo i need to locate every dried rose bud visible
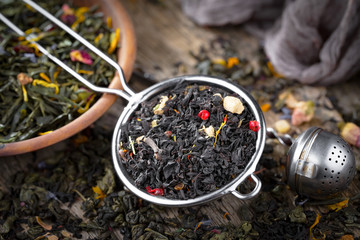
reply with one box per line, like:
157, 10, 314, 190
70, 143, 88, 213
291, 101, 314, 126
17, 73, 33, 85
274, 120, 291, 134
223, 96, 244, 114
340, 122, 360, 147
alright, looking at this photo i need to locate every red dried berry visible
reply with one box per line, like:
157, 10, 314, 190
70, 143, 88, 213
164, 131, 172, 138
146, 186, 164, 196
249, 120, 261, 132
198, 110, 210, 120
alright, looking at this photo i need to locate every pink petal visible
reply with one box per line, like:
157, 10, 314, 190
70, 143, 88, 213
70, 50, 93, 65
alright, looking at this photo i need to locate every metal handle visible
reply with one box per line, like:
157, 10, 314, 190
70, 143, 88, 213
230, 174, 262, 200
0, 0, 136, 101
266, 127, 294, 146
23, 0, 135, 97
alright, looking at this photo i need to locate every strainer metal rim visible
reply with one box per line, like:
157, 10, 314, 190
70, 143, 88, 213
111, 75, 266, 207
286, 127, 320, 192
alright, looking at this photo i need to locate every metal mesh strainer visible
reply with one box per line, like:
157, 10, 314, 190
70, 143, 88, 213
0, 1, 266, 207
269, 127, 356, 199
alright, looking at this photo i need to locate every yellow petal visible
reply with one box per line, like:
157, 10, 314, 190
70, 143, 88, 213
92, 186, 106, 200
94, 33, 104, 45
32, 80, 59, 94
212, 58, 226, 66
38, 131, 53, 136
340, 122, 360, 147
107, 16, 112, 28
309, 213, 321, 239
267, 61, 284, 78
260, 103, 271, 112
107, 28, 120, 54
36, 216, 52, 231
327, 199, 349, 212
226, 57, 239, 69
77, 94, 96, 114
214, 115, 227, 147
40, 73, 51, 83
22, 85, 28, 102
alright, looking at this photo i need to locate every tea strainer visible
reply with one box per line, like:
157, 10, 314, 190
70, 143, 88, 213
0, 1, 267, 207
267, 127, 356, 199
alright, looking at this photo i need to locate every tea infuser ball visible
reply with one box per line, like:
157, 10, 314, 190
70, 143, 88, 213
269, 127, 356, 199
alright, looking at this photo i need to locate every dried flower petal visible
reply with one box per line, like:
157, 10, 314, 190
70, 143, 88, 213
309, 213, 321, 240
174, 183, 184, 190
327, 199, 349, 212
17, 73, 33, 85
136, 135, 145, 144
202, 125, 215, 138
13, 44, 33, 53
212, 58, 226, 66
340, 122, 360, 147
108, 28, 120, 54
92, 186, 106, 200
274, 119, 290, 134
223, 96, 244, 114
60, 4, 76, 25
71, 7, 89, 30
277, 91, 298, 109
32, 80, 59, 94
260, 103, 271, 112
291, 101, 315, 126
341, 235, 354, 240
40, 72, 51, 83
227, 57, 239, 69
267, 61, 284, 78
153, 96, 169, 115
94, 33, 104, 45
106, 16, 112, 28
35, 216, 52, 231
70, 50, 93, 65
214, 115, 227, 147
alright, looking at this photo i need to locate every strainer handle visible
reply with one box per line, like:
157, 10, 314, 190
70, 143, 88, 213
230, 174, 262, 200
0, 13, 133, 102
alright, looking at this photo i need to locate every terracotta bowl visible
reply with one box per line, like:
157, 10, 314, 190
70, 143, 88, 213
0, 0, 136, 156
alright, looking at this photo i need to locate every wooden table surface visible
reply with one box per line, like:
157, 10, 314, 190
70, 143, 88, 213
1, 0, 360, 239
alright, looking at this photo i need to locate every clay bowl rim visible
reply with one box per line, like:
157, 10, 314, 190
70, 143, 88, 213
0, 0, 136, 156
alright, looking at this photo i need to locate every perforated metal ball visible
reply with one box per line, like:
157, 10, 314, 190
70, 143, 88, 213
286, 127, 356, 199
